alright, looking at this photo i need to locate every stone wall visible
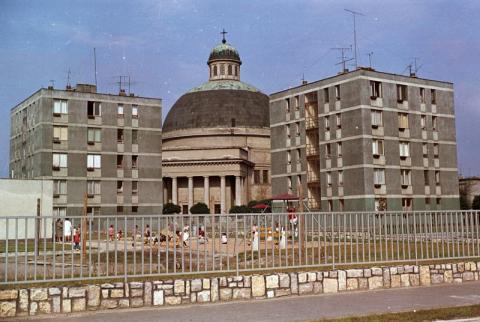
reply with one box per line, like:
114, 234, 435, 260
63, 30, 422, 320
1, 261, 479, 318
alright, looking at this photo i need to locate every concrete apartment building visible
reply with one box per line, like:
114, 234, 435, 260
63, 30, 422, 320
270, 68, 460, 211
10, 84, 162, 217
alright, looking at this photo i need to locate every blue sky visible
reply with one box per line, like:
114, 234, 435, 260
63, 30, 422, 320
1, 0, 479, 177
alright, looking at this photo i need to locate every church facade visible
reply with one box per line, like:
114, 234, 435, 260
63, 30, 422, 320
162, 36, 271, 214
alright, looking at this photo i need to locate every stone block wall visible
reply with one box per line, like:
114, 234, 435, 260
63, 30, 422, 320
1, 261, 479, 318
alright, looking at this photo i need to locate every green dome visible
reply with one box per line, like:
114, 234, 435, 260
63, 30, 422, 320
208, 42, 241, 65
188, 80, 259, 93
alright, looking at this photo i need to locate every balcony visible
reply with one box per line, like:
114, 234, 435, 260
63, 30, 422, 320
305, 118, 318, 130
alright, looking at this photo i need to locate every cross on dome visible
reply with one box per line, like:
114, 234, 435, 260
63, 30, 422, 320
220, 29, 228, 44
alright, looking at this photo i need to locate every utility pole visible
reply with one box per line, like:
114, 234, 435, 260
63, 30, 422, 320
82, 193, 87, 260
298, 182, 305, 264
345, 9, 365, 69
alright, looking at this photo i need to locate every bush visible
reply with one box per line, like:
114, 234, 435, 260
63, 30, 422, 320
229, 205, 250, 214
163, 203, 181, 214
472, 195, 480, 210
190, 202, 210, 214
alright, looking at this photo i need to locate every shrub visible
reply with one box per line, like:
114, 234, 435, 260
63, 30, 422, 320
190, 202, 210, 214
229, 205, 250, 214
163, 203, 181, 214
472, 195, 480, 210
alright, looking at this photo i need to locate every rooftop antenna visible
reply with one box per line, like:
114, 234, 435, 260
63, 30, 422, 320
220, 28, 228, 44
49, 80, 55, 88
93, 48, 98, 88
367, 52, 374, 68
344, 9, 365, 69
331, 47, 353, 73
66, 68, 72, 89
301, 73, 307, 85
403, 57, 422, 77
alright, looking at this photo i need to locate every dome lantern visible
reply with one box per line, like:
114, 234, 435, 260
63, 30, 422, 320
207, 29, 241, 81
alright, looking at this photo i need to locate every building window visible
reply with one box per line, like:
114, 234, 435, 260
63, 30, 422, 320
117, 104, 124, 117
328, 200, 333, 212
228, 65, 232, 75
370, 81, 382, 99
294, 96, 299, 110
325, 143, 331, 158
132, 155, 138, 169
286, 124, 291, 138
402, 198, 412, 211
371, 110, 383, 128
324, 88, 329, 103
117, 129, 124, 143
424, 170, 429, 185
399, 141, 410, 158
53, 180, 67, 196
326, 172, 332, 187
52, 153, 67, 170
420, 88, 426, 103
254, 170, 261, 184
338, 171, 343, 186
373, 168, 385, 186
396, 84, 408, 102
296, 149, 301, 163
422, 143, 428, 157
431, 89, 436, 104
220, 64, 225, 75
132, 206, 138, 213
425, 197, 431, 205
421, 115, 427, 129
213, 65, 217, 76
132, 181, 138, 195
375, 198, 387, 211
337, 142, 342, 157
436, 198, 441, 206
295, 122, 300, 136
400, 169, 411, 187
53, 126, 68, 142
262, 170, 269, 184
324, 116, 330, 130
398, 113, 409, 130
285, 98, 290, 113
87, 101, 101, 118
87, 154, 101, 170
339, 199, 345, 211
432, 116, 438, 131
132, 130, 138, 145
287, 151, 291, 165
335, 85, 340, 100
53, 100, 68, 115
87, 207, 100, 216
87, 180, 101, 196
433, 143, 439, 157
117, 206, 124, 213
235, 66, 239, 76
117, 155, 123, 169
117, 181, 123, 194
87, 128, 101, 144
53, 207, 67, 217
372, 139, 384, 157
435, 171, 440, 185
132, 105, 138, 118
336, 114, 341, 128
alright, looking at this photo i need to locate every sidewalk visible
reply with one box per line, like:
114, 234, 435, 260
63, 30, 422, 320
18, 281, 480, 322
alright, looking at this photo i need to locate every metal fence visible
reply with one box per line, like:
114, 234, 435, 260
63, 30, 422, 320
1, 211, 479, 285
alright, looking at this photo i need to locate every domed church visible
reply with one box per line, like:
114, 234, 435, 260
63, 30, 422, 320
162, 33, 271, 214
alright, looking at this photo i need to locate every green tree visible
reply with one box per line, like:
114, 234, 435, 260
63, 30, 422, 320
472, 195, 480, 210
190, 202, 210, 214
162, 203, 181, 214
229, 205, 250, 214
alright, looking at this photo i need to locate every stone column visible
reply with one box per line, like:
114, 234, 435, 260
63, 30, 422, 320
204, 176, 209, 207
235, 176, 242, 206
220, 175, 226, 214
172, 177, 178, 205
188, 176, 194, 211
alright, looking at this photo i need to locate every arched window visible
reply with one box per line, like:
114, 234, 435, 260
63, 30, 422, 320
220, 64, 225, 75
235, 66, 238, 76
213, 65, 218, 76
228, 65, 232, 75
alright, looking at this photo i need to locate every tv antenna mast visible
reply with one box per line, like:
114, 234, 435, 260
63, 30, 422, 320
66, 68, 72, 89
331, 47, 353, 73
93, 48, 98, 88
344, 8, 365, 69
403, 57, 422, 77
367, 52, 374, 68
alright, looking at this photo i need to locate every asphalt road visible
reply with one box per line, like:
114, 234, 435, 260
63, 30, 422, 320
16, 281, 480, 322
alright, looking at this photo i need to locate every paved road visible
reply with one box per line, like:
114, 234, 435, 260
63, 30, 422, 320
16, 282, 480, 322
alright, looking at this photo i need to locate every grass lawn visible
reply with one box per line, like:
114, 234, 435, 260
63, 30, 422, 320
318, 304, 480, 322
0, 240, 72, 253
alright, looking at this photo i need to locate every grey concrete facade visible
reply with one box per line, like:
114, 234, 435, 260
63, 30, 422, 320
10, 84, 162, 216
270, 68, 460, 211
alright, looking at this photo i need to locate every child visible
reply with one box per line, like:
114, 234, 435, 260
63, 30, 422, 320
73, 226, 81, 251
108, 225, 115, 241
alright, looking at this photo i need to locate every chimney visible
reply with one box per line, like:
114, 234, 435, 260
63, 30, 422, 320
302, 80, 308, 85
75, 84, 97, 93
119, 89, 126, 96
47, 85, 54, 90
129, 93, 135, 97
66, 85, 73, 91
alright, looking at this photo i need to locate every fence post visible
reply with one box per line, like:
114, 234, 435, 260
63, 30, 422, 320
35, 198, 40, 257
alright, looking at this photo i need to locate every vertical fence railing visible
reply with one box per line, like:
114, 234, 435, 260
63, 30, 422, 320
0, 211, 479, 285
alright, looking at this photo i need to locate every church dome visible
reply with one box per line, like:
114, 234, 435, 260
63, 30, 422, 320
208, 42, 242, 65
163, 33, 269, 133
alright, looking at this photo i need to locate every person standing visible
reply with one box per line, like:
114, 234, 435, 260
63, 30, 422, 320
73, 226, 81, 250
64, 218, 72, 243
